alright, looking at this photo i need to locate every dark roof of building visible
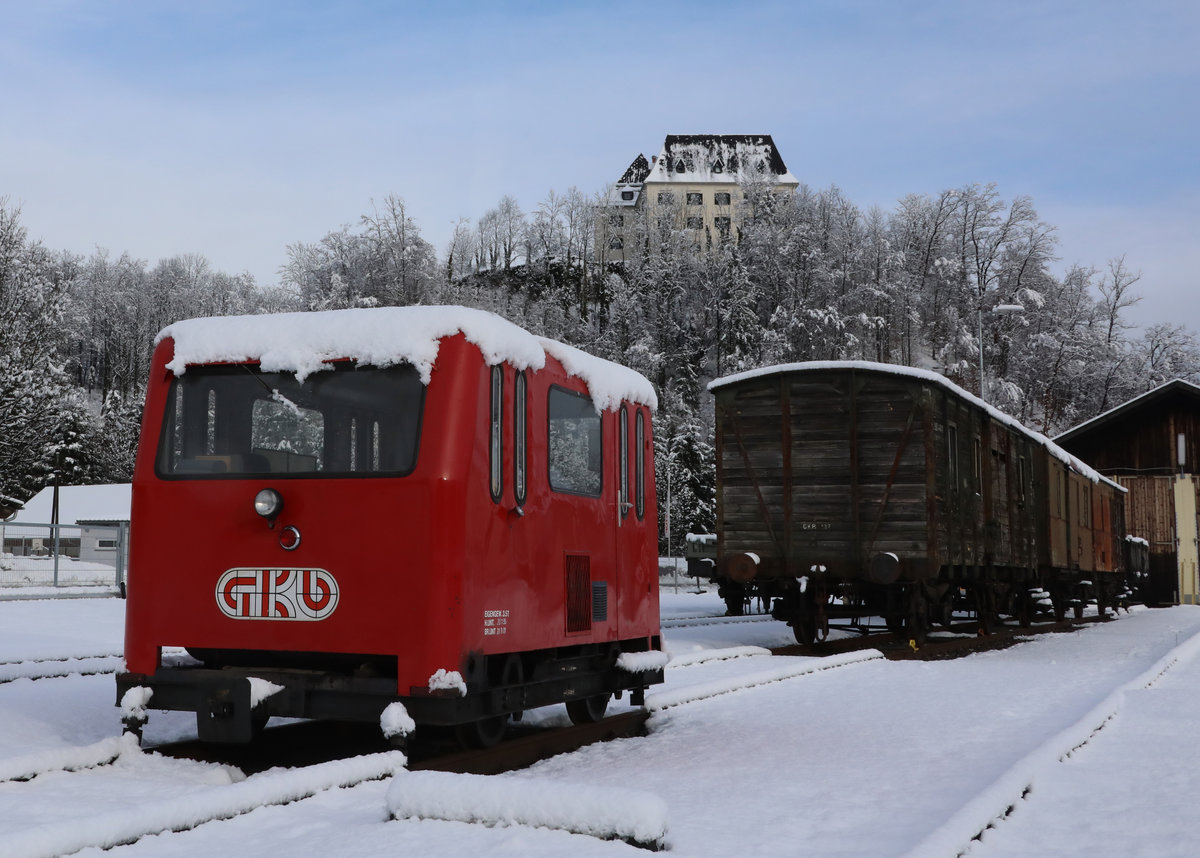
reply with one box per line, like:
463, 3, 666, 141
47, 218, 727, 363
619, 154, 651, 184
662, 134, 790, 175
1055, 378, 1200, 444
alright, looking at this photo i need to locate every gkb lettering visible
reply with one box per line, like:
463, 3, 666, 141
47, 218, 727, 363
216, 568, 339, 621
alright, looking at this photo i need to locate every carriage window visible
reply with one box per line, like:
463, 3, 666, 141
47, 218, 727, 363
635, 409, 646, 519
514, 371, 527, 506
548, 386, 601, 496
490, 366, 503, 502
619, 406, 630, 517
157, 363, 423, 478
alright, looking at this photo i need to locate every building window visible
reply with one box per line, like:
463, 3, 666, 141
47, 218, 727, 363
675, 160, 686, 173
548, 386, 601, 496
97, 539, 118, 550
712, 160, 724, 174
609, 237, 623, 250
609, 214, 624, 227
657, 191, 675, 205
714, 216, 731, 234
686, 216, 703, 230
686, 192, 703, 206
714, 192, 731, 206
620, 190, 634, 201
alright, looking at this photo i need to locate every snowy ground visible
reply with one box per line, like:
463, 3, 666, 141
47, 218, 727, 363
0, 554, 120, 589
3, 590, 1200, 856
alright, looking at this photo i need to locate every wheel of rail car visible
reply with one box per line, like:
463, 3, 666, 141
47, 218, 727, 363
567, 693, 610, 725
455, 714, 508, 749
792, 613, 816, 645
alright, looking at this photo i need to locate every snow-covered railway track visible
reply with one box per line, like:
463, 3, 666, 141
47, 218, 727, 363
0, 744, 406, 858
649, 648, 883, 713
660, 613, 776, 630
900, 624, 1200, 858
0, 654, 123, 685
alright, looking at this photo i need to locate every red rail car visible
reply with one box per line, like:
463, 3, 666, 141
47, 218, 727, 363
116, 307, 663, 746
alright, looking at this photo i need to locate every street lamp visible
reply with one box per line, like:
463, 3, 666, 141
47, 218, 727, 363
978, 302, 1025, 403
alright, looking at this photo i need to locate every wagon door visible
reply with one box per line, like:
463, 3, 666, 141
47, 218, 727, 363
612, 404, 657, 636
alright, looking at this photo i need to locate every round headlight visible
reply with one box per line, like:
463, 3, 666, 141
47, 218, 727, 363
254, 488, 283, 519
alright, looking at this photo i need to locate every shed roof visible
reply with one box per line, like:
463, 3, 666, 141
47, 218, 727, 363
11, 484, 131, 525
1054, 379, 1200, 445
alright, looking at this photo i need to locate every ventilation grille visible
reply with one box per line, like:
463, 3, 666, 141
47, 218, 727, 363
592, 581, 608, 623
565, 554, 592, 633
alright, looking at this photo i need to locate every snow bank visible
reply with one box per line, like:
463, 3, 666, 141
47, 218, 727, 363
709, 360, 1120, 488
386, 770, 669, 850
157, 306, 656, 412
646, 649, 882, 712
898, 623, 1200, 858
2, 750, 407, 858
0, 655, 122, 684
666, 646, 772, 669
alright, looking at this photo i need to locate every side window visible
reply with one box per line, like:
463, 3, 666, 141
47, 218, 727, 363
514, 371, 527, 506
490, 366, 503, 502
619, 406, 630, 516
635, 409, 646, 520
548, 386, 601, 496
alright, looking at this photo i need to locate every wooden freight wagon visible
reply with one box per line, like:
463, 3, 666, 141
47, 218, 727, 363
706, 361, 1124, 642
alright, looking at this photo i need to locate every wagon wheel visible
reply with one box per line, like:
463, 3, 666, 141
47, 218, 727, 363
790, 590, 819, 645
455, 714, 508, 749
567, 692, 610, 725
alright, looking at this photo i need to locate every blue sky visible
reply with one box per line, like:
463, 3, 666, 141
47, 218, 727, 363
2, 0, 1196, 332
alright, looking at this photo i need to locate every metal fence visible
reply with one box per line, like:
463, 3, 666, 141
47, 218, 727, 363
0, 521, 128, 590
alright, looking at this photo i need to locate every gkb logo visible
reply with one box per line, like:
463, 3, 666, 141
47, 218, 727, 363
216, 568, 339, 621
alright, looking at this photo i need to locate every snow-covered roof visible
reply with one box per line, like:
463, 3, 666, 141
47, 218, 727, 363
710, 361, 1121, 489
156, 306, 657, 413
618, 153, 651, 185
11, 484, 132, 525
644, 134, 797, 186
1055, 378, 1200, 444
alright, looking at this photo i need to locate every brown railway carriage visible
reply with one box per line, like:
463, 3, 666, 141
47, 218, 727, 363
706, 362, 1128, 642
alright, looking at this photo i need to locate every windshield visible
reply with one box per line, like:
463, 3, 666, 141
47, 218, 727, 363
156, 363, 423, 478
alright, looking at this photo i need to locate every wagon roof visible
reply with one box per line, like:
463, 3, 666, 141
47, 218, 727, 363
709, 360, 1121, 490
156, 305, 657, 413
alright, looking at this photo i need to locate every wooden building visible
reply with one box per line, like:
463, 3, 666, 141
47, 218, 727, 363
1055, 379, 1200, 604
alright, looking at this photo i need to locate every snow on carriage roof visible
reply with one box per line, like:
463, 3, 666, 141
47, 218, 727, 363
710, 360, 1121, 489
156, 306, 657, 413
